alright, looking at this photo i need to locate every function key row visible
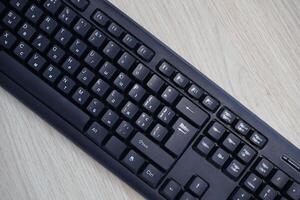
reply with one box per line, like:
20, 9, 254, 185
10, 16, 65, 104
92, 9, 155, 62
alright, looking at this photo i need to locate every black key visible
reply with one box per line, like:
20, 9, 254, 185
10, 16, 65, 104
55, 28, 73, 46
147, 74, 164, 93
59, 7, 77, 26
231, 188, 251, 200
219, 109, 236, 124
188, 84, 204, 99
99, 61, 117, 80
70, 39, 87, 58
121, 101, 139, 120
158, 106, 175, 124
44, 0, 62, 14
122, 150, 145, 173
225, 160, 245, 179
18, 23, 36, 41
131, 132, 174, 171
117, 52, 135, 71
72, 87, 90, 105
243, 173, 262, 193
235, 120, 251, 136
237, 145, 256, 164
250, 131, 267, 148
101, 109, 119, 128
74, 18, 91, 37
259, 185, 277, 200
85, 122, 108, 146
84, 50, 102, 69
25, 5, 43, 23
32, 34, 50, 52
77, 67, 95, 86
136, 113, 153, 131
62, 56, 80, 75
92, 79, 110, 97
179, 192, 196, 200
270, 170, 289, 190
86, 98, 104, 117
106, 90, 124, 108
40, 16, 58, 35
195, 137, 215, 156
93, 10, 109, 27
47, 45, 65, 64
3, 11, 21, 30
207, 121, 226, 141
103, 41, 121, 60
174, 73, 189, 88
287, 182, 300, 200
104, 136, 127, 159
57, 76, 76, 95
14, 42, 32, 60
88, 29, 106, 49
211, 148, 229, 168
188, 177, 208, 198
122, 34, 138, 49
176, 97, 209, 127
28, 53, 47, 72
70, 0, 89, 11
116, 121, 134, 139
255, 158, 274, 178
141, 164, 163, 188
114, 72, 131, 91
108, 22, 124, 38
143, 95, 160, 113
43, 65, 61, 83
137, 45, 154, 61
129, 84, 146, 102
161, 86, 179, 104
132, 63, 150, 82
202, 95, 219, 111
10, 0, 28, 11
158, 61, 175, 77
222, 133, 241, 153
161, 179, 181, 200
0, 31, 17, 50
150, 124, 168, 142
166, 118, 198, 156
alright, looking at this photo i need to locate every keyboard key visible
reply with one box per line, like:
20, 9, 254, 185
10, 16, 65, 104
237, 145, 256, 164
108, 22, 124, 38
14, 42, 32, 60
158, 61, 175, 77
47, 45, 65, 64
222, 133, 241, 153
84, 50, 102, 69
174, 73, 189, 88
141, 164, 164, 188
179, 192, 196, 200
287, 182, 300, 200
118, 52, 135, 71
102, 109, 119, 128
176, 97, 209, 127
93, 10, 110, 27
32, 34, 50, 52
44, 0, 62, 14
43, 65, 61, 83
219, 109, 236, 124
160, 179, 181, 200
28, 53, 47, 72
243, 173, 262, 193
57, 76, 76, 95
132, 63, 150, 82
103, 41, 121, 60
122, 33, 138, 49
225, 160, 245, 179
129, 84, 146, 103
158, 106, 175, 124
250, 131, 267, 148
195, 136, 215, 156
166, 118, 198, 156
259, 185, 277, 200
207, 121, 226, 141
270, 170, 289, 190
161, 86, 179, 104
106, 90, 124, 108
25, 5, 43, 23
231, 188, 251, 200
137, 45, 154, 61
18, 23, 36, 41
70, 39, 88, 58
104, 136, 127, 159
77, 67, 95, 86
255, 158, 274, 178
202, 95, 219, 111
147, 74, 164, 93
40, 16, 58, 35
55, 28, 73, 46
143, 95, 161, 113
136, 113, 153, 131
88, 29, 106, 49
114, 72, 132, 91
10, 0, 28, 11
0, 31, 17, 50
188, 176, 208, 198
85, 122, 108, 146
70, 0, 89, 11
72, 87, 90, 105
150, 124, 168, 142
116, 121, 134, 139
62, 56, 80, 75
3, 11, 21, 30
131, 132, 174, 171
74, 18, 91, 37
99, 61, 117, 80
210, 148, 229, 168
59, 7, 77, 26
121, 101, 139, 120
188, 84, 204, 99
122, 150, 145, 173
92, 79, 110, 97
86, 98, 104, 117
235, 120, 251, 136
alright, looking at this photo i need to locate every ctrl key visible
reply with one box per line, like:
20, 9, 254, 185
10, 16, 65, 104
140, 164, 164, 188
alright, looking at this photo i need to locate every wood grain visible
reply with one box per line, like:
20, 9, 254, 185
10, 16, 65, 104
1, 0, 299, 199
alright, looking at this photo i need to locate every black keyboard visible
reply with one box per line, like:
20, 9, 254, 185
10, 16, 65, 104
0, 0, 299, 199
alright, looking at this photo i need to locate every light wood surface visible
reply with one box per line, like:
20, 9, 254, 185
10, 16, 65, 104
1, 0, 300, 199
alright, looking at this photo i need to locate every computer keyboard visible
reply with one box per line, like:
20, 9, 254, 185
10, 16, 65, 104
0, 0, 299, 199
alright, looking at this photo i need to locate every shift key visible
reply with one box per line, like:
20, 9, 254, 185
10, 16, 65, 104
131, 132, 174, 170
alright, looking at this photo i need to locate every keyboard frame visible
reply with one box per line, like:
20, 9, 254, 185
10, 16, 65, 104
0, 0, 299, 199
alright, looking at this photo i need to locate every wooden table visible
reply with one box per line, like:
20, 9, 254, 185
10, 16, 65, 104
1, 1, 299, 199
